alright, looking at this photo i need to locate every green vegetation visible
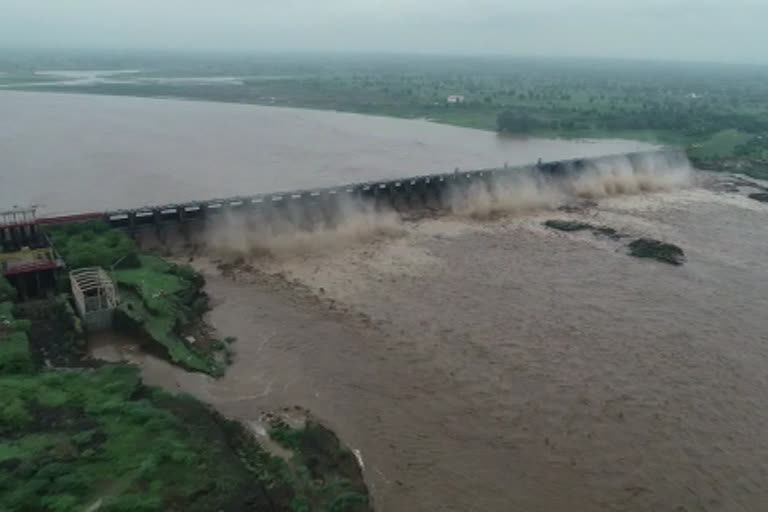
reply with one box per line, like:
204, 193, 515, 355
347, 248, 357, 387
0, 276, 17, 303
113, 255, 222, 375
0, 300, 33, 374
688, 129, 753, 159
48, 222, 140, 270
628, 238, 686, 265
48, 223, 224, 376
1, 264, 370, 512
4, 52, 768, 178
0, 335, 369, 511
0, 362, 325, 512
269, 418, 371, 512
13, 297, 85, 368
4, 366, 225, 511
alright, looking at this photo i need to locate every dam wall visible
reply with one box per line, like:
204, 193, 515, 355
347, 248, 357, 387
37, 148, 688, 231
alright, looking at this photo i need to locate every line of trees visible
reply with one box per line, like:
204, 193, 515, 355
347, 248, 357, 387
496, 110, 539, 134
497, 107, 768, 136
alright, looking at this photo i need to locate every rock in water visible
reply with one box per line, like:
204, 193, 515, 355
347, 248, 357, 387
594, 226, 623, 240
544, 219, 595, 232
628, 238, 685, 265
748, 192, 768, 203
544, 219, 624, 240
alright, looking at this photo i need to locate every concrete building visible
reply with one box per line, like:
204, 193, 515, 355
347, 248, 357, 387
0, 207, 63, 298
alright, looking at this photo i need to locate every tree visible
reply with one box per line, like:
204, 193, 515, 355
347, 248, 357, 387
497, 110, 536, 134
0, 276, 16, 302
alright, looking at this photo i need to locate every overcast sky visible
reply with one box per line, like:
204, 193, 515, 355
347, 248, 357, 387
1, 0, 765, 64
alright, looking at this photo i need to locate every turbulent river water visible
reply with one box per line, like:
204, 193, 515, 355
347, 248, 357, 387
5, 91, 768, 511
120, 175, 766, 512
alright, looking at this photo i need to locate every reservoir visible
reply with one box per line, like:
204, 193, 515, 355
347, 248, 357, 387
0, 90, 652, 214
5, 90, 767, 511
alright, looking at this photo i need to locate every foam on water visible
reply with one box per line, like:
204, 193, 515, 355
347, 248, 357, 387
204, 152, 694, 257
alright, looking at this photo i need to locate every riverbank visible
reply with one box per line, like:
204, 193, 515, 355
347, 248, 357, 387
689, 155, 768, 180
5, 169, 766, 510
4, 54, 767, 184
0, 90, 657, 215
128, 172, 768, 511
0, 356, 370, 511
48, 222, 227, 376
0, 223, 372, 511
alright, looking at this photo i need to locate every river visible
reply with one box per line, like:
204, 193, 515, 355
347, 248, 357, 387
5, 91, 768, 511
95, 175, 768, 511
0, 90, 652, 214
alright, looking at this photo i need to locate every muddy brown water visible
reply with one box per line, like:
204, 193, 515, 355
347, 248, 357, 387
0, 90, 653, 214
97, 174, 768, 512
5, 91, 767, 511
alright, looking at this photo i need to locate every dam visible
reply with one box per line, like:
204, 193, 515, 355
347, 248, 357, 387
31, 148, 686, 232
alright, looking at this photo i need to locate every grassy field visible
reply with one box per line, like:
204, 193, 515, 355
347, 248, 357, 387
48, 223, 225, 376
3, 52, 768, 178
113, 255, 225, 376
688, 129, 754, 159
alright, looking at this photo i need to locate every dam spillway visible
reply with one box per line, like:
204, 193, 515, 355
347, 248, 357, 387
72, 148, 688, 232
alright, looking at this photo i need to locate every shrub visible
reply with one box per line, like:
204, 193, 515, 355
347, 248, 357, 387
102, 494, 163, 512
48, 222, 140, 270
0, 277, 16, 302
10, 319, 31, 332
270, 422, 304, 451
39, 494, 80, 512
0, 397, 32, 430
329, 492, 370, 512
0, 332, 33, 374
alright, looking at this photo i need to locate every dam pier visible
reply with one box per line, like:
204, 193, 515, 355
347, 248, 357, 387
90, 149, 684, 231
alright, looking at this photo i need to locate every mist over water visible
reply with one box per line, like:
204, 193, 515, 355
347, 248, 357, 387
453, 152, 693, 216
203, 152, 694, 258
205, 199, 404, 257
134, 168, 768, 512
10, 91, 764, 511
562, 152, 694, 197
148, 149, 768, 512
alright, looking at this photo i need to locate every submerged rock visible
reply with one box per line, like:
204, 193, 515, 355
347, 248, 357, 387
544, 219, 624, 240
593, 226, 623, 241
628, 238, 685, 265
544, 219, 595, 232
748, 192, 768, 203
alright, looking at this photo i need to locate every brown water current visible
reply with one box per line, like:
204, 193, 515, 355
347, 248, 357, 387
7, 91, 765, 511
102, 171, 768, 512
0, 90, 653, 214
